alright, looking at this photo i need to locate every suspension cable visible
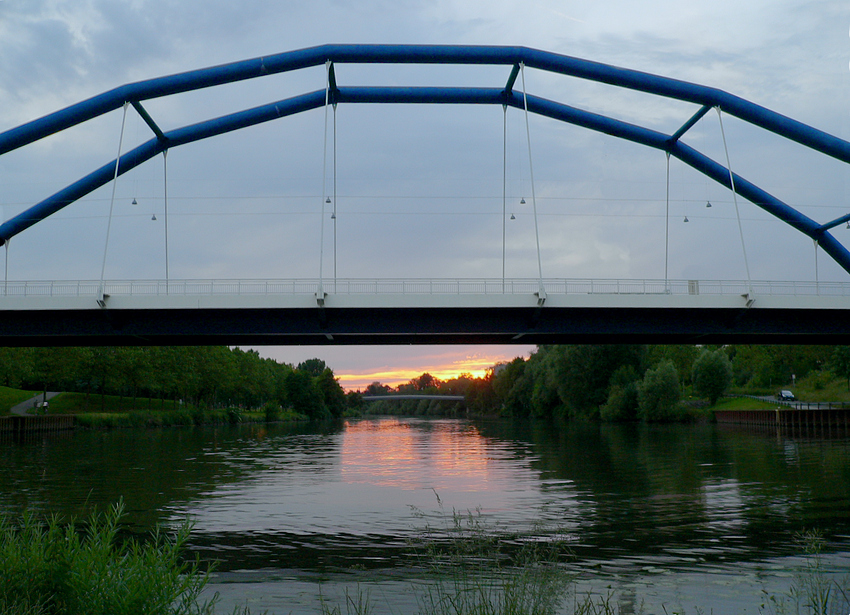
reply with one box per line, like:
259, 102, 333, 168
716, 107, 753, 298
318, 61, 331, 300
665, 152, 670, 285
3, 239, 8, 297
520, 63, 545, 301
333, 101, 337, 284
502, 104, 507, 290
163, 149, 170, 290
99, 101, 129, 305
814, 239, 819, 292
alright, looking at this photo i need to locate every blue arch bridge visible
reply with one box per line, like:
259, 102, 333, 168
2, 45, 850, 346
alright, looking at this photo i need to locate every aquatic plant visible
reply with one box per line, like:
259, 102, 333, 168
760, 530, 850, 615
318, 587, 374, 615
409, 498, 573, 615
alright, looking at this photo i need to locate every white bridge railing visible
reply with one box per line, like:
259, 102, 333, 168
3, 278, 850, 298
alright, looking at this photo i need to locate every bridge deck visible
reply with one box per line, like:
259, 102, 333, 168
1, 278, 849, 345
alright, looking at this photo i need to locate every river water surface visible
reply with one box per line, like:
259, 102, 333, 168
1, 417, 849, 614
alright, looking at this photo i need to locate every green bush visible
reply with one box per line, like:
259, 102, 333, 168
74, 413, 133, 429
262, 402, 281, 423
638, 360, 681, 422
191, 406, 206, 426
691, 349, 733, 406
0, 501, 218, 615
599, 382, 639, 422
797, 369, 834, 392
599, 365, 640, 422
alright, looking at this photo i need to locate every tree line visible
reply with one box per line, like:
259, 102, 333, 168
2, 344, 847, 422
363, 344, 847, 422
0, 347, 353, 420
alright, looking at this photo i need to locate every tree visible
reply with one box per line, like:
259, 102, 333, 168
346, 390, 364, 412
830, 346, 850, 391
645, 345, 699, 385
692, 348, 733, 405
296, 358, 328, 377
412, 372, 438, 391
526, 346, 563, 419
638, 360, 681, 422
365, 382, 390, 396
0, 348, 30, 388
284, 369, 329, 420
29, 347, 82, 396
466, 369, 496, 415
556, 345, 645, 420
600, 364, 640, 422
315, 368, 346, 418
492, 357, 531, 417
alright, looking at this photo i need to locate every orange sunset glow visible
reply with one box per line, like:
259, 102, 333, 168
334, 349, 523, 391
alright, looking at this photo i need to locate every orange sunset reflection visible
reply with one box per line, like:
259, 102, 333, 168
340, 418, 493, 490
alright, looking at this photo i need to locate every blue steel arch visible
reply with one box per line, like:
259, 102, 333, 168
2, 44, 850, 273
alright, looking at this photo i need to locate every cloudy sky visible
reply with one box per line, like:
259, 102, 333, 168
1, 0, 848, 389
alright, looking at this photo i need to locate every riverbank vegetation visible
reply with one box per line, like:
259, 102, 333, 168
3, 344, 850, 424
0, 348, 358, 421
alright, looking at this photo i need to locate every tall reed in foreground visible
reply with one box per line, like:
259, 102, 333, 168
410, 500, 573, 615
0, 501, 222, 615
760, 530, 850, 615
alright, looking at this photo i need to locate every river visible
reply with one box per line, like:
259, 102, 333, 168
1, 417, 849, 614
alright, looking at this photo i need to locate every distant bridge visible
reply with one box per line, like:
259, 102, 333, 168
3, 277, 850, 345
361, 395, 465, 402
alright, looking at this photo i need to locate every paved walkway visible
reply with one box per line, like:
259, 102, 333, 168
10, 392, 60, 416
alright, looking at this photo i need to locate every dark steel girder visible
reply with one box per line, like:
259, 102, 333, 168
2, 305, 850, 347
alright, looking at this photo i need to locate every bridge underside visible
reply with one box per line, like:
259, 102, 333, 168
2, 306, 849, 346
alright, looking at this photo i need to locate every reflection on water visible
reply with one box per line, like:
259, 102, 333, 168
1, 417, 848, 613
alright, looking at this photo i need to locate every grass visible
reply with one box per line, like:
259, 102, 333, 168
0, 386, 38, 414
789, 380, 850, 403
46, 392, 181, 414
73, 407, 306, 430
712, 396, 782, 411
729, 372, 850, 405
0, 389, 308, 429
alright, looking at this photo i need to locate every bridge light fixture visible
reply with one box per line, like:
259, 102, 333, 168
683, 216, 689, 223
706, 201, 712, 208
510, 213, 516, 220
520, 197, 526, 204
326, 197, 331, 204
151, 213, 157, 221
330, 212, 336, 219
131, 198, 138, 205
